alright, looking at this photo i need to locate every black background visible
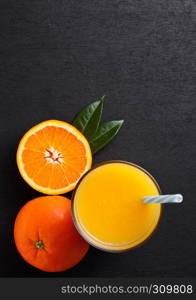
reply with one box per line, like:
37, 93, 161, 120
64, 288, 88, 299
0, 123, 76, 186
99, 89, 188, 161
0, 0, 196, 277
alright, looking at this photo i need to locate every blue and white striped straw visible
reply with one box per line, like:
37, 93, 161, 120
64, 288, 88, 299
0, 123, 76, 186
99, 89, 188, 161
143, 194, 183, 204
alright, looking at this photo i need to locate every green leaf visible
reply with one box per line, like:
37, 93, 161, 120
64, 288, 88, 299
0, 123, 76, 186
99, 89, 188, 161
72, 96, 105, 141
90, 120, 124, 154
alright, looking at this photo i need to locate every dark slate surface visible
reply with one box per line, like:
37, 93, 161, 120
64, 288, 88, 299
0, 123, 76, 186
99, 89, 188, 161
0, 0, 196, 277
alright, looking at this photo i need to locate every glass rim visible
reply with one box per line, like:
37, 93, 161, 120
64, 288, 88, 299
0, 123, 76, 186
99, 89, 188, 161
71, 160, 162, 253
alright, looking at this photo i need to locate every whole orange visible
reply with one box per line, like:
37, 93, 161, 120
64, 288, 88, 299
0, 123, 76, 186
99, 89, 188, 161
14, 196, 89, 272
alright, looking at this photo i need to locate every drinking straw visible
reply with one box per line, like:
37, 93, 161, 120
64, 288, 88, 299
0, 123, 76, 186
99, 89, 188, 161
143, 194, 183, 204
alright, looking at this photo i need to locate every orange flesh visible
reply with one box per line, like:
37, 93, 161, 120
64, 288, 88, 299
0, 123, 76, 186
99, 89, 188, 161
18, 122, 92, 193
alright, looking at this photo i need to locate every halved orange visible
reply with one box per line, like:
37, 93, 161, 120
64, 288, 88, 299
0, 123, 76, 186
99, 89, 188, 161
17, 120, 92, 195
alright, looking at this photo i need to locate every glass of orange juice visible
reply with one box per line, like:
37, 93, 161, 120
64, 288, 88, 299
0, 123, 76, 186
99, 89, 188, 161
72, 161, 163, 252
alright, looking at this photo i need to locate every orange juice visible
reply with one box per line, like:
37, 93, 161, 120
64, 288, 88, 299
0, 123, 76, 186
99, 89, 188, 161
72, 161, 161, 252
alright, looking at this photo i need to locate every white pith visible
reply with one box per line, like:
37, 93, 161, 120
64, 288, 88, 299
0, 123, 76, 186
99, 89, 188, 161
44, 148, 64, 164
